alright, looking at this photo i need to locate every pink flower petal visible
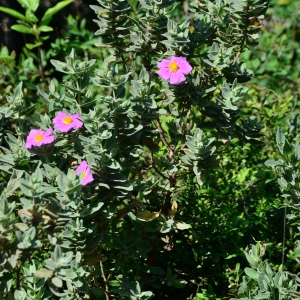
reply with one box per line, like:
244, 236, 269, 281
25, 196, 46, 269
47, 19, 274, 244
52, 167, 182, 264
53, 112, 83, 133
156, 68, 172, 81
157, 56, 192, 84
171, 56, 184, 63
169, 72, 186, 85
157, 59, 171, 69
171, 57, 192, 74
44, 128, 54, 136
81, 173, 94, 186
42, 135, 56, 145
75, 161, 88, 174
75, 161, 94, 186
178, 61, 192, 74
25, 129, 56, 149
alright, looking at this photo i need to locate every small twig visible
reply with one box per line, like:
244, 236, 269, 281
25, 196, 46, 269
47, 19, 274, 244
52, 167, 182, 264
93, 274, 110, 299
16, 264, 21, 290
281, 206, 287, 272
99, 247, 110, 300
161, 171, 177, 217
186, 109, 191, 133
156, 118, 174, 161
151, 153, 169, 180
121, 54, 128, 73
35, 31, 45, 81
236, 1, 250, 59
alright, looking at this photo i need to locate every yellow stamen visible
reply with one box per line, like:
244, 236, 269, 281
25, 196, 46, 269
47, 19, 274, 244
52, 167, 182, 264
169, 61, 179, 72
63, 116, 73, 124
35, 134, 44, 142
82, 172, 87, 179
189, 25, 195, 33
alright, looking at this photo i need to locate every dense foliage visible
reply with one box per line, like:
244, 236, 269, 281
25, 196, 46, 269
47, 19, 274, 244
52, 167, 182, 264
0, 0, 300, 299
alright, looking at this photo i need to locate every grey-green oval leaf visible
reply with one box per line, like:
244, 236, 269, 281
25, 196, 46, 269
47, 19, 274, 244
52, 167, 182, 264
244, 267, 259, 279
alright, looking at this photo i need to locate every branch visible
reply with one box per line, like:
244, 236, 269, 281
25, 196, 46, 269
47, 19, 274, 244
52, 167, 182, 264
156, 118, 174, 161
99, 247, 110, 300
151, 152, 169, 180
93, 276, 110, 300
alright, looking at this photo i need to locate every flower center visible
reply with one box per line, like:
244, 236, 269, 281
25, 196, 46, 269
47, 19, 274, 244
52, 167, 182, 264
82, 172, 87, 179
35, 134, 44, 142
63, 116, 73, 124
169, 61, 179, 72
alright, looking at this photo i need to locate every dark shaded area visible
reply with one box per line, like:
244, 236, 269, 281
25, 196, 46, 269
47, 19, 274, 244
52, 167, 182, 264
0, 0, 99, 56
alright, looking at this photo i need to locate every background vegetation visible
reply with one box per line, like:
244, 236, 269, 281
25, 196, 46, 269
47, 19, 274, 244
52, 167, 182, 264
0, 0, 300, 299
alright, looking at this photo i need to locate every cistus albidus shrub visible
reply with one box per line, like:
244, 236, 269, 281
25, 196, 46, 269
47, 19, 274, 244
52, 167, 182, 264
0, 0, 268, 299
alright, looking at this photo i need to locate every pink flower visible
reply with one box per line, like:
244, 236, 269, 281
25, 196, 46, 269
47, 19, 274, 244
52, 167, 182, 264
53, 112, 83, 133
75, 161, 94, 186
25, 129, 56, 149
156, 56, 192, 85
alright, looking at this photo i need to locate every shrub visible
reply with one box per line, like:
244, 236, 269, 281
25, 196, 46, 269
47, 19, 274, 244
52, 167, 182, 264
0, 0, 271, 299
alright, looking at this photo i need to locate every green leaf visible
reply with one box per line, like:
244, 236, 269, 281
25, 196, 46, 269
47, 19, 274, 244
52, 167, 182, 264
81, 202, 105, 216
53, 245, 62, 261
20, 179, 33, 197
172, 279, 185, 288
57, 172, 71, 193
38, 25, 53, 32
6, 170, 24, 197
265, 160, 283, 168
139, 0, 153, 9
0, 193, 15, 217
244, 251, 259, 268
25, 9, 39, 22
160, 220, 174, 233
276, 128, 285, 154
11, 24, 33, 34
17, 0, 39, 11
139, 291, 154, 299
25, 42, 43, 50
253, 293, 270, 299
19, 104, 35, 116
278, 177, 288, 190
14, 289, 27, 300
14, 223, 29, 232
57, 172, 81, 194
293, 141, 300, 160
51, 277, 63, 288
244, 267, 259, 279
136, 211, 159, 222
258, 273, 270, 292
50, 59, 71, 74
174, 221, 190, 230
41, 0, 74, 26
27, 0, 40, 12
14, 81, 24, 101
24, 226, 36, 240
130, 281, 141, 296
274, 271, 284, 288
0, 7, 27, 21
